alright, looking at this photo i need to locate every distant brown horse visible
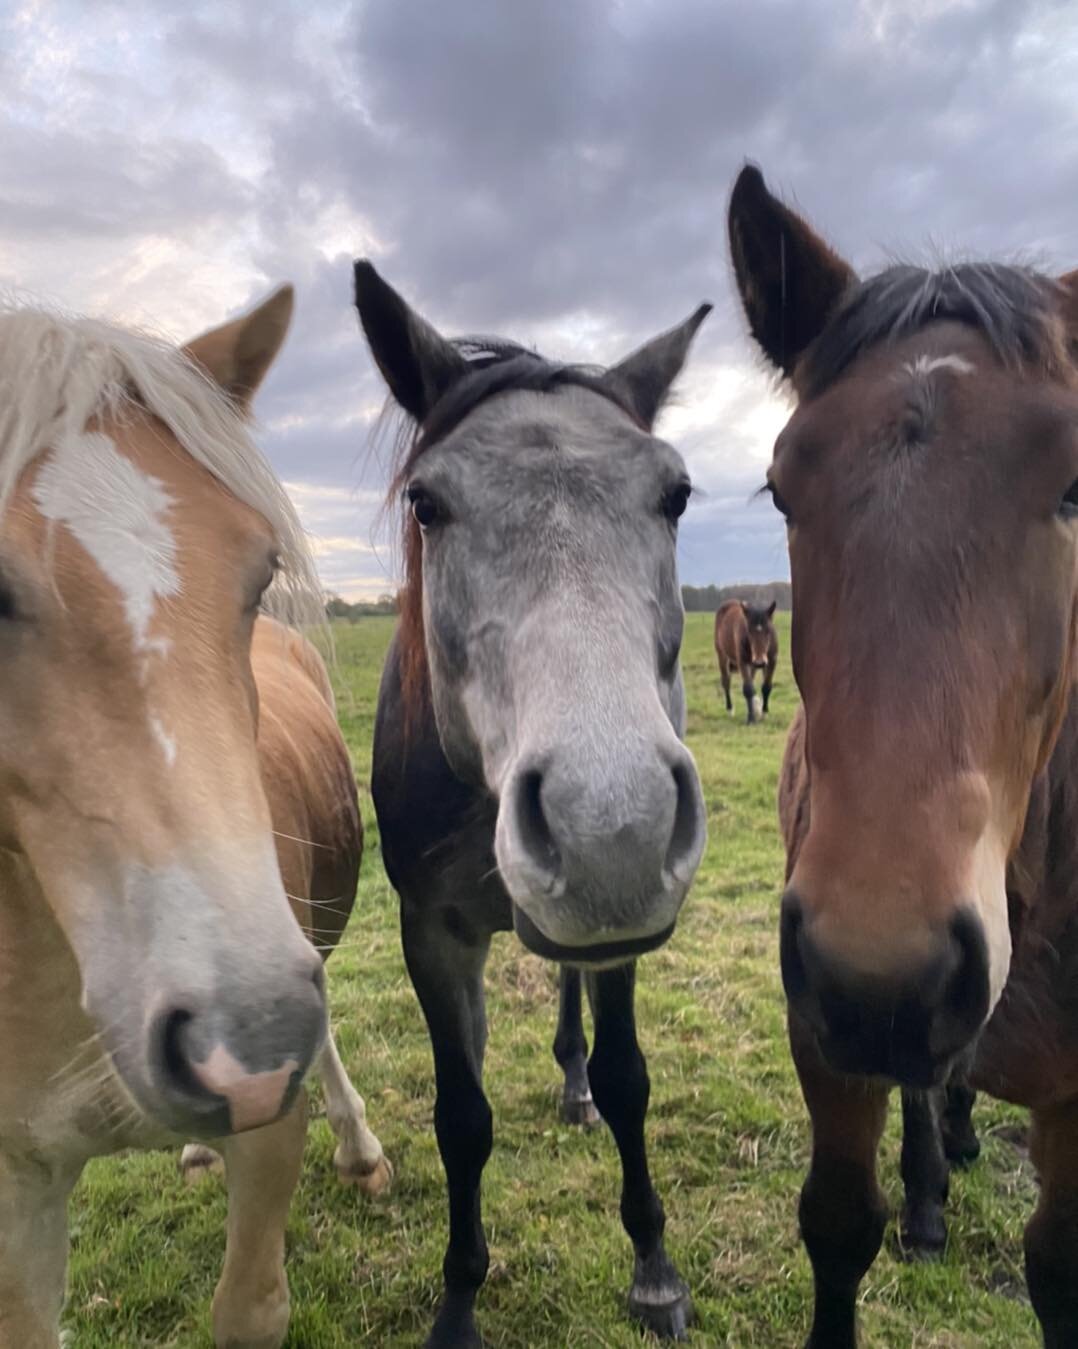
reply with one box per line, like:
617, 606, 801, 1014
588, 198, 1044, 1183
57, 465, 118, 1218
730, 162, 1078, 1348
714, 599, 777, 723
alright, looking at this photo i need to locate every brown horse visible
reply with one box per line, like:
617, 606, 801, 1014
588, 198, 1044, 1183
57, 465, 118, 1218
730, 162, 1078, 1347
715, 598, 778, 722
0, 291, 386, 1349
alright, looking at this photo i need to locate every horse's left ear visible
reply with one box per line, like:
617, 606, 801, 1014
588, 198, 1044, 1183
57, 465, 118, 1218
767, 600, 777, 618
183, 284, 294, 409
728, 163, 856, 381
601, 303, 712, 430
1059, 270, 1078, 351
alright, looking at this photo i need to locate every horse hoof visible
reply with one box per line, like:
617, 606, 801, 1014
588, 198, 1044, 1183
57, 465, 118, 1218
423, 1297, 484, 1348
629, 1286, 694, 1340
900, 1208, 947, 1260
943, 1129, 981, 1167
628, 1250, 694, 1342
561, 1093, 602, 1128
335, 1148, 394, 1196
180, 1143, 224, 1186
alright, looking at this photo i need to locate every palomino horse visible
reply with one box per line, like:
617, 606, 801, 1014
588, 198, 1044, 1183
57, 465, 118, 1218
356, 261, 710, 1346
0, 290, 387, 1349
715, 598, 778, 722
730, 162, 1078, 1346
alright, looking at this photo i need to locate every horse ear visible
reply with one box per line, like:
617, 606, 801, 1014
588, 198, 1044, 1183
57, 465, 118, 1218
601, 303, 712, 430
767, 600, 777, 618
183, 284, 294, 408
739, 600, 749, 616
353, 261, 468, 422
728, 164, 856, 380
1059, 269, 1078, 354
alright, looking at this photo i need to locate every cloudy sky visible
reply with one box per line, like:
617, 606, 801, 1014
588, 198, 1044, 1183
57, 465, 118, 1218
3, 0, 1076, 598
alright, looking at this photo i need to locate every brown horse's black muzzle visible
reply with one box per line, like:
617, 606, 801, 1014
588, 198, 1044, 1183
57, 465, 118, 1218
780, 892, 990, 1087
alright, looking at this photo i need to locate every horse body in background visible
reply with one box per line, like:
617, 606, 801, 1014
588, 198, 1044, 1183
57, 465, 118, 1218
357, 261, 709, 1346
730, 163, 1078, 1347
0, 291, 384, 1349
715, 598, 778, 722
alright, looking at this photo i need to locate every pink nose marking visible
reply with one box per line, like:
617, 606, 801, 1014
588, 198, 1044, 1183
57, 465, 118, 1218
192, 1044, 300, 1132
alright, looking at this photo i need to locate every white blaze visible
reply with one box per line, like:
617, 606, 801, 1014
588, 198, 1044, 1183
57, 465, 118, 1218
149, 715, 178, 768
31, 430, 181, 761
904, 353, 975, 378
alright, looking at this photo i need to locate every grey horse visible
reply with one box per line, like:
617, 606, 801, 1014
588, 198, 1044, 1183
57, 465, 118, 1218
356, 260, 710, 1347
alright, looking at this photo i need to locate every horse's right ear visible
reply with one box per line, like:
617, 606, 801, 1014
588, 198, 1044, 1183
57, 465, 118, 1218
353, 261, 469, 422
727, 164, 857, 380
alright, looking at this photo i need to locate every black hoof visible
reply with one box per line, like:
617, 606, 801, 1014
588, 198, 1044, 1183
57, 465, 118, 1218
628, 1250, 694, 1340
423, 1332, 483, 1349
943, 1127, 980, 1167
899, 1205, 947, 1260
562, 1092, 602, 1128
424, 1295, 484, 1348
629, 1286, 694, 1340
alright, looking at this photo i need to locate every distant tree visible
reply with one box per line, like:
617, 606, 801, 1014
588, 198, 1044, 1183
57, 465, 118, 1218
682, 582, 791, 612
324, 592, 400, 621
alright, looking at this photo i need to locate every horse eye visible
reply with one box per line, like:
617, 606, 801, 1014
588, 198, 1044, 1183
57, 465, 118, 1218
662, 481, 692, 521
1059, 479, 1078, 520
407, 486, 440, 529
768, 482, 792, 522
0, 581, 18, 622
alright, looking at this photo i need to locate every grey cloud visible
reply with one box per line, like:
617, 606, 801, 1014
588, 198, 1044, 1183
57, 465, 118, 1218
4, 0, 1077, 596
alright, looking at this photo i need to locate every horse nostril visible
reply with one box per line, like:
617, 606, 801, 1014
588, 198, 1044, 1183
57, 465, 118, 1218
664, 759, 704, 883
779, 890, 808, 1000
513, 768, 562, 881
307, 951, 327, 991
157, 1007, 205, 1100
936, 908, 990, 1051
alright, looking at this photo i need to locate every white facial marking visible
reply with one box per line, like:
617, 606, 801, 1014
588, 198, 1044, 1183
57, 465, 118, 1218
970, 829, 1012, 1019
904, 353, 975, 378
31, 431, 181, 653
32, 430, 182, 759
149, 715, 178, 767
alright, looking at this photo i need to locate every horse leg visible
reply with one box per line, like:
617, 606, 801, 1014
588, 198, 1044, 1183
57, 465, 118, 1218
318, 1031, 393, 1194
762, 656, 776, 716
403, 903, 492, 1349
899, 1087, 949, 1256
720, 660, 733, 713
1024, 1099, 1078, 1348
554, 965, 600, 1127
0, 1151, 79, 1349
586, 961, 692, 1339
941, 1078, 980, 1166
741, 663, 758, 724
791, 1013, 888, 1349
210, 1091, 307, 1349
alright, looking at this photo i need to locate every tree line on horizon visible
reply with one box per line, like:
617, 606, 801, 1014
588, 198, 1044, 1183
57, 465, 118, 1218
325, 581, 791, 622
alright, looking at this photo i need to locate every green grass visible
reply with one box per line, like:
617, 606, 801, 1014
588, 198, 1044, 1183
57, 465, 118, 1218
66, 613, 1039, 1347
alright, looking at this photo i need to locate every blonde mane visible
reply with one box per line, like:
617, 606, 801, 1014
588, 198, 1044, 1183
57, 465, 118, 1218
0, 300, 323, 627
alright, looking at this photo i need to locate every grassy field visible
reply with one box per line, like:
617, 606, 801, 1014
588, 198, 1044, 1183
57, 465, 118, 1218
67, 612, 1040, 1347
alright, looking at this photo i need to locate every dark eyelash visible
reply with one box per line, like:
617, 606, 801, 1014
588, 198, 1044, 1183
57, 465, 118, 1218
756, 480, 791, 521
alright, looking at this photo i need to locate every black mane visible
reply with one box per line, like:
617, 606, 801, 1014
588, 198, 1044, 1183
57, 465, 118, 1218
408, 337, 637, 465
802, 262, 1067, 397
